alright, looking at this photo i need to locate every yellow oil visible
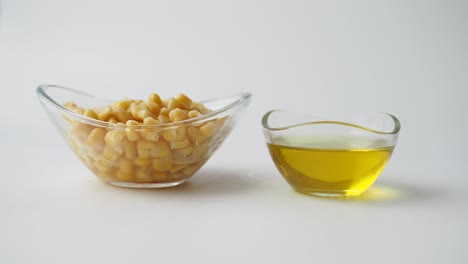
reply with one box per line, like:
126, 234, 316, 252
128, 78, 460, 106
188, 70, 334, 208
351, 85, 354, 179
267, 136, 394, 196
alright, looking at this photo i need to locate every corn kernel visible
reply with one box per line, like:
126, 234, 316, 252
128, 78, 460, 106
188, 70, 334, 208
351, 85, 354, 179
94, 159, 114, 172
112, 99, 134, 110
137, 139, 156, 159
192, 144, 209, 161
152, 157, 171, 171
170, 139, 190, 150
137, 109, 155, 121
199, 121, 217, 138
166, 98, 180, 110
188, 110, 201, 119
187, 126, 206, 145
135, 167, 153, 183
158, 115, 170, 124
113, 107, 132, 123
169, 108, 189, 122
103, 145, 122, 162
70, 124, 93, 144
149, 139, 170, 158
84, 109, 98, 119
117, 170, 134, 181
161, 129, 177, 142
171, 146, 193, 163
148, 93, 163, 105
215, 116, 229, 128
64, 101, 77, 109
87, 128, 107, 152
141, 117, 161, 141
123, 139, 137, 159
134, 158, 152, 167
105, 130, 126, 153
175, 93, 192, 110
96, 170, 114, 180
148, 102, 161, 116
153, 171, 169, 181
126, 120, 140, 141
97, 106, 113, 121
182, 164, 199, 176
128, 102, 148, 121
169, 163, 188, 173
159, 107, 170, 116
119, 157, 133, 174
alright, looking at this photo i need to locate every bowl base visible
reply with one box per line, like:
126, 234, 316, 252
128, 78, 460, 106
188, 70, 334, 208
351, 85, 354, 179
106, 179, 188, 189
294, 188, 364, 198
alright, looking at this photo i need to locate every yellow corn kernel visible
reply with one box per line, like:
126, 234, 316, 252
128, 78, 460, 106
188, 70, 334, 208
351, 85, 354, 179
113, 107, 132, 123
165, 98, 181, 110
74, 107, 85, 115
126, 120, 140, 141
169, 108, 189, 122
119, 157, 133, 174
192, 102, 210, 114
97, 106, 113, 121
128, 102, 147, 120
137, 109, 155, 121
96, 170, 114, 180
149, 139, 171, 158
199, 121, 217, 138
143, 116, 159, 125
103, 145, 122, 162
70, 124, 93, 144
159, 107, 170, 116
161, 129, 177, 142
87, 128, 107, 152
64, 101, 77, 109
84, 109, 98, 119
117, 170, 134, 181
135, 167, 153, 183
134, 158, 152, 167
104, 131, 124, 154
170, 139, 190, 150
153, 171, 169, 181
187, 126, 206, 145
192, 144, 209, 161
188, 110, 201, 119
108, 117, 118, 123
136, 139, 156, 159
169, 163, 188, 173
94, 159, 114, 172
123, 139, 137, 159
158, 115, 170, 124
171, 146, 193, 163
182, 164, 199, 176
152, 157, 171, 171
112, 99, 134, 110
149, 93, 163, 105
148, 102, 161, 116
215, 116, 229, 128
141, 117, 161, 141
175, 93, 192, 110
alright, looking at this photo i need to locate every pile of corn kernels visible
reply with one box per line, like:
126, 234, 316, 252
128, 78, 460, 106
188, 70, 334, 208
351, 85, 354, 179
63, 93, 228, 184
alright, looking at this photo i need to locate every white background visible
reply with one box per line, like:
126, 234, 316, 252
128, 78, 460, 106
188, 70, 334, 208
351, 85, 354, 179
1, 0, 467, 263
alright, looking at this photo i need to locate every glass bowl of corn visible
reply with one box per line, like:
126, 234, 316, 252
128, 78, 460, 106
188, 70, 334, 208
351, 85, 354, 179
37, 84, 252, 188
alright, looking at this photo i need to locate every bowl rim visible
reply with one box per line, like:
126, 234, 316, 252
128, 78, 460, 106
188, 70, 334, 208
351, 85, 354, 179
261, 109, 401, 135
37, 84, 252, 129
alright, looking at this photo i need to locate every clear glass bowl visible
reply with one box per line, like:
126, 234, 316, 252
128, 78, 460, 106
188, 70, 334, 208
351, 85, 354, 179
37, 84, 252, 188
262, 110, 400, 197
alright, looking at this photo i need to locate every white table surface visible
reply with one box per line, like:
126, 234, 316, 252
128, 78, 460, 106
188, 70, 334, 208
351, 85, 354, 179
1, 1, 467, 263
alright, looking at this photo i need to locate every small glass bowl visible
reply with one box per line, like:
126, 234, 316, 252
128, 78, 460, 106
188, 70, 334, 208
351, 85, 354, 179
262, 110, 400, 197
37, 84, 252, 188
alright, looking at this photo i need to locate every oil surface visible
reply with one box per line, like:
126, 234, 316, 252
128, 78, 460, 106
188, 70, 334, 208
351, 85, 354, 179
268, 136, 394, 196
